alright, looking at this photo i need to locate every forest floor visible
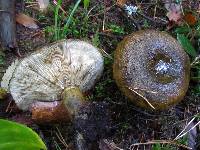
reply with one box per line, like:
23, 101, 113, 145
0, 0, 200, 150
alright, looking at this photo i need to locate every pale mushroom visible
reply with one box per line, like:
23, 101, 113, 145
1, 39, 104, 122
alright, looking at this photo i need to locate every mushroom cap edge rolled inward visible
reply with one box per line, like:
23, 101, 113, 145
1, 39, 104, 111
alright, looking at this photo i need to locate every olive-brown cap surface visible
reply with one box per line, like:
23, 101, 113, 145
113, 30, 190, 110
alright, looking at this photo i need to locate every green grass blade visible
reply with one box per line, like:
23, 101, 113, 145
62, 0, 82, 36
54, 0, 63, 40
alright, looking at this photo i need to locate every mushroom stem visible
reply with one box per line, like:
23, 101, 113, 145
62, 87, 89, 150
62, 87, 85, 117
31, 87, 86, 123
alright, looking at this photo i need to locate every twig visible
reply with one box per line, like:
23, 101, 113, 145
129, 140, 192, 150
190, 55, 200, 67
128, 87, 155, 110
87, 5, 96, 16
137, 11, 167, 25
88, 4, 115, 18
25, 2, 38, 4
133, 87, 157, 94
55, 127, 69, 148
153, 0, 158, 19
174, 116, 200, 140
102, 139, 123, 150
26, 4, 38, 8
174, 117, 195, 140
102, 7, 106, 31
99, 48, 113, 60
99, 32, 124, 39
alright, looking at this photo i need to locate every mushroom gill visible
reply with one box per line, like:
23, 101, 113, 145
1, 39, 104, 121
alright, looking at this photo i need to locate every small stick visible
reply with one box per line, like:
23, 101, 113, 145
99, 48, 113, 60
102, 139, 123, 150
129, 140, 192, 150
153, 0, 158, 19
137, 11, 167, 25
174, 117, 195, 140
175, 116, 200, 140
26, 4, 38, 8
55, 127, 69, 148
190, 55, 200, 67
133, 87, 157, 94
128, 87, 155, 110
102, 9, 106, 31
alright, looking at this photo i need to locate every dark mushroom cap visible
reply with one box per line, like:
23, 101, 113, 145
113, 30, 190, 110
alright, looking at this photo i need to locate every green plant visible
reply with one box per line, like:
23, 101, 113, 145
83, 0, 90, 9
45, 0, 98, 41
175, 15, 200, 94
152, 143, 176, 150
92, 29, 100, 47
177, 33, 197, 58
131, 139, 190, 150
46, 0, 82, 41
151, 137, 188, 150
0, 51, 5, 65
0, 119, 47, 150
54, 0, 62, 40
108, 24, 125, 34
62, 0, 82, 36
174, 14, 200, 58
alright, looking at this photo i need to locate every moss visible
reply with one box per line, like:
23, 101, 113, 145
0, 88, 7, 99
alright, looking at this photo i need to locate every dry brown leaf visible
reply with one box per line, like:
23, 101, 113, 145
164, 2, 182, 23
37, 0, 49, 11
16, 13, 39, 29
184, 13, 197, 26
116, 0, 127, 7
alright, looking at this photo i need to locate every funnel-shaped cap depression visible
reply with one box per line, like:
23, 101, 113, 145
113, 30, 190, 110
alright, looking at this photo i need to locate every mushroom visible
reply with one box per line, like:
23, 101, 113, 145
113, 30, 190, 110
1, 39, 104, 122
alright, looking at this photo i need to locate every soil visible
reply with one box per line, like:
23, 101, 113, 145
0, 0, 200, 150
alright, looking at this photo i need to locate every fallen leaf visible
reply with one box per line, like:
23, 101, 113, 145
184, 13, 197, 26
116, 0, 127, 7
16, 13, 39, 29
164, 2, 182, 23
37, 0, 49, 11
